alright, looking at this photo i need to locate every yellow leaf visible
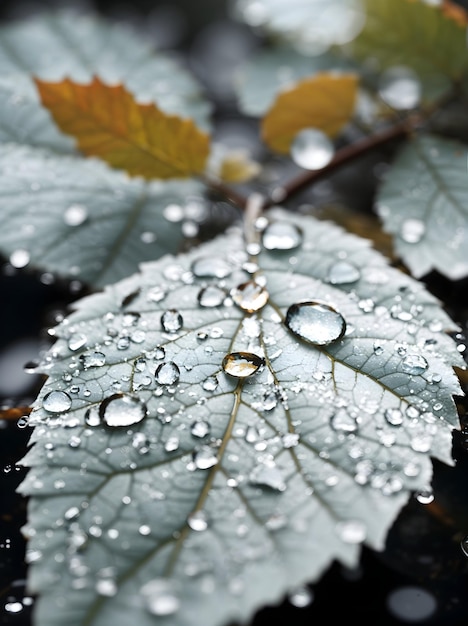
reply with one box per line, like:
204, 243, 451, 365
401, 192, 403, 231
219, 150, 261, 183
35, 76, 211, 180
261, 72, 358, 154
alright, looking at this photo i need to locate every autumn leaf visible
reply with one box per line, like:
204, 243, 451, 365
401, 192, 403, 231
261, 72, 358, 154
35, 76, 211, 180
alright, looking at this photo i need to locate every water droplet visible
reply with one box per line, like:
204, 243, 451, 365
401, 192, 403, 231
285, 301, 346, 346
378, 66, 421, 110
384, 408, 404, 426
289, 585, 314, 608
197, 285, 226, 308
222, 351, 264, 378
64, 204, 88, 226
230, 281, 269, 312
147, 286, 166, 303
330, 408, 358, 433
401, 354, 428, 375
79, 351, 106, 369
68, 333, 87, 352
155, 362, 180, 386
193, 446, 218, 469
400, 218, 426, 244
99, 394, 147, 427
140, 578, 180, 616
291, 128, 334, 170
202, 376, 218, 392
191, 421, 210, 438
84, 407, 101, 427
187, 510, 208, 531
9, 249, 30, 268
336, 519, 367, 543
43, 390, 72, 413
261, 220, 303, 251
161, 310, 183, 333
191, 256, 231, 278
249, 459, 286, 491
328, 260, 361, 285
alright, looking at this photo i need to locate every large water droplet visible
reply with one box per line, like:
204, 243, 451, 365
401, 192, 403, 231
79, 351, 106, 369
222, 351, 264, 378
193, 446, 218, 469
285, 301, 346, 346
401, 354, 428, 375
43, 390, 72, 413
140, 579, 180, 616
99, 394, 147, 427
230, 281, 269, 312
197, 285, 226, 308
291, 128, 334, 170
328, 261, 361, 285
378, 66, 421, 110
161, 310, 183, 333
155, 362, 180, 386
261, 221, 303, 251
330, 408, 358, 433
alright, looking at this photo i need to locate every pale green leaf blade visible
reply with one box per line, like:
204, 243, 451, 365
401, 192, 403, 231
376, 133, 468, 280
350, 0, 468, 104
19, 210, 464, 626
0, 144, 204, 287
235, 45, 354, 116
233, 0, 365, 53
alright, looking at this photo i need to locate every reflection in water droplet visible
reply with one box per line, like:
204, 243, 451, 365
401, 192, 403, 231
401, 354, 428, 375
197, 285, 226, 308
291, 128, 334, 170
191, 256, 232, 278
378, 66, 421, 110
285, 301, 346, 346
43, 390, 72, 413
161, 310, 183, 333
64, 204, 88, 226
400, 218, 426, 244
328, 260, 361, 285
222, 351, 264, 378
155, 362, 180, 386
140, 578, 180, 616
261, 221, 303, 251
99, 394, 147, 427
230, 281, 269, 312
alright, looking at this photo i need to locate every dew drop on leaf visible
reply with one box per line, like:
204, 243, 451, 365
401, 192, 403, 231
191, 420, 210, 438
285, 301, 346, 346
192, 446, 218, 469
155, 362, 180, 386
63, 204, 88, 226
249, 459, 286, 491
230, 280, 269, 312
202, 375, 218, 392
79, 351, 106, 369
42, 390, 72, 413
328, 260, 361, 285
222, 351, 265, 378
400, 218, 426, 244
197, 285, 227, 308
191, 256, 232, 278
84, 406, 101, 427
330, 408, 358, 433
336, 519, 367, 544
9, 249, 30, 268
161, 309, 183, 333
140, 579, 180, 616
68, 333, 87, 352
99, 393, 147, 427
187, 510, 208, 531
378, 66, 421, 110
290, 128, 334, 170
384, 408, 404, 426
261, 220, 303, 251
288, 585, 314, 608
401, 354, 428, 375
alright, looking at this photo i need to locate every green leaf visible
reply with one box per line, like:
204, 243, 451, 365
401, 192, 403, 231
0, 144, 205, 288
19, 209, 464, 626
0, 9, 212, 287
233, 0, 365, 53
376, 133, 468, 280
350, 0, 468, 104
235, 45, 354, 117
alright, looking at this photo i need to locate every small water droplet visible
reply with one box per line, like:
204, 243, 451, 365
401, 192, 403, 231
378, 66, 421, 110
285, 301, 346, 346
161, 310, 183, 333
202, 376, 218, 392
291, 128, 334, 170
197, 285, 226, 308
187, 510, 208, 531
328, 260, 361, 285
222, 351, 264, 378
384, 408, 404, 426
84, 407, 101, 427
249, 459, 286, 491
191, 256, 232, 278
336, 519, 367, 543
99, 394, 147, 427
140, 578, 180, 616
401, 354, 428, 375
79, 351, 106, 369
64, 204, 88, 226
68, 333, 87, 352
155, 362, 180, 386
289, 585, 314, 608
330, 408, 358, 433
400, 218, 426, 244
261, 220, 303, 251
191, 421, 211, 438
230, 281, 269, 312
193, 446, 218, 469
43, 390, 72, 413
9, 249, 30, 268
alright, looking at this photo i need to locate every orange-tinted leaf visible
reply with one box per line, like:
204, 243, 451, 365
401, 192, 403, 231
261, 72, 358, 154
35, 76, 211, 180
219, 150, 261, 183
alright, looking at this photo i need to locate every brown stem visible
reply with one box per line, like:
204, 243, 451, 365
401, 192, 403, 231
265, 115, 421, 207
202, 176, 248, 211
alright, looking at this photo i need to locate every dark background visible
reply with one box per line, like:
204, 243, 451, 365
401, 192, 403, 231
1, 1, 468, 625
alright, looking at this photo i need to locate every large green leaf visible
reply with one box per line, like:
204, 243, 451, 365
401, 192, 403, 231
19, 208, 464, 626
0, 9, 211, 287
350, 0, 468, 104
235, 45, 354, 116
233, 0, 365, 53
376, 133, 468, 280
